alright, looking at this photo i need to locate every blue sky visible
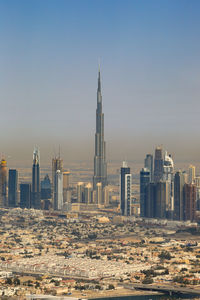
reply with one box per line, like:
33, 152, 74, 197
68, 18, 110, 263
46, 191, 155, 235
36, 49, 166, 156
0, 0, 200, 164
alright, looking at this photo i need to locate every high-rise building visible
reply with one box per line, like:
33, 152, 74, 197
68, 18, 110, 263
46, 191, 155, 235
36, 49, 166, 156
52, 156, 63, 208
140, 168, 150, 217
8, 169, 18, 207
31, 147, 40, 209
163, 151, 174, 219
155, 181, 168, 219
93, 67, 107, 190
145, 182, 156, 218
120, 161, 132, 216
154, 147, 163, 183
20, 183, 31, 208
183, 183, 196, 222
84, 183, 92, 204
96, 182, 103, 206
144, 154, 153, 181
188, 165, 196, 184
63, 171, 70, 203
41, 174, 51, 200
174, 171, 185, 220
54, 170, 63, 210
77, 182, 84, 203
0, 159, 7, 207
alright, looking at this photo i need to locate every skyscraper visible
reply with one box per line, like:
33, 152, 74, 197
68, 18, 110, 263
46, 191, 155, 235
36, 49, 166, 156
20, 183, 31, 208
54, 170, 63, 210
120, 161, 132, 216
163, 151, 174, 219
93, 67, 107, 190
52, 156, 63, 208
154, 147, 163, 183
140, 168, 151, 217
188, 165, 196, 184
174, 171, 185, 220
183, 183, 196, 221
8, 169, 18, 207
0, 159, 7, 207
41, 174, 51, 200
31, 147, 40, 209
144, 154, 153, 181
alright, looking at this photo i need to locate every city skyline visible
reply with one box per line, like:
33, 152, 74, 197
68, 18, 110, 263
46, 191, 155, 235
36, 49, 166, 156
0, 1, 200, 164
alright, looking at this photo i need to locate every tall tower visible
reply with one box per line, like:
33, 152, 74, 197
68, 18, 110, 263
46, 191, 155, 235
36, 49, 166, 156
120, 161, 132, 216
154, 146, 163, 183
144, 154, 153, 182
93, 67, 107, 190
31, 147, 41, 209
140, 168, 150, 217
8, 169, 18, 207
52, 156, 63, 208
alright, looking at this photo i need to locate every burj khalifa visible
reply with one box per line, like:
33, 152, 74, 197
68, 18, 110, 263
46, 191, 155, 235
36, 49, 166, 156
93, 68, 107, 190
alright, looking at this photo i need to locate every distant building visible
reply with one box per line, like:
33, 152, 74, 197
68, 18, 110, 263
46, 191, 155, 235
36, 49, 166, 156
20, 183, 31, 208
145, 182, 156, 218
31, 147, 40, 209
163, 151, 174, 219
52, 156, 63, 208
63, 171, 70, 203
155, 181, 168, 219
154, 147, 163, 183
140, 168, 150, 217
77, 182, 84, 203
93, 67, 107, 190
0, 159, 7, 207
41, 174, 51, 200
144, 154, 153, 181
120, 161, 132, 216
188, 165, 196, 184
54, 170, 63, 210
174, 171, 185, 220
183, 183, 196, 221
8, 169, 18, 207
96, 182, 103, 206
84, 183, 92, 204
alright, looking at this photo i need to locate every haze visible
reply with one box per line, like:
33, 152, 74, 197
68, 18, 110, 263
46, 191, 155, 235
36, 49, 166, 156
1, 0, 200, 166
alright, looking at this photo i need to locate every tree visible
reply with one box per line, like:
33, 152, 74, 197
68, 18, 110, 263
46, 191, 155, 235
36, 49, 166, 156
13, 278, 20, 286
5, 278, 12, 285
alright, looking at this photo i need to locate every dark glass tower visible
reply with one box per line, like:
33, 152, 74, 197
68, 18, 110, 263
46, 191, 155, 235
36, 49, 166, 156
144, 154, 153, 182
8, 169, 18, 207
31, 147, 40, 209
140, 168, 150, 217
174, 171, 185, 220
93, 68, 107, 190
20, 183, 31, 208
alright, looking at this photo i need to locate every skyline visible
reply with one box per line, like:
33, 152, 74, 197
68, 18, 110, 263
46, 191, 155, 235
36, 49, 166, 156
1, 0, 200, 163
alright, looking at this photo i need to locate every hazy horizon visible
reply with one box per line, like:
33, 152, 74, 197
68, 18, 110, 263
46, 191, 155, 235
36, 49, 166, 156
1, 0, 200, 165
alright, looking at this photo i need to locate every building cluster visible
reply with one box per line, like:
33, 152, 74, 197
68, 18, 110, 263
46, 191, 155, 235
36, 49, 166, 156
139, 146, 199, 222
0, 149, 71, 211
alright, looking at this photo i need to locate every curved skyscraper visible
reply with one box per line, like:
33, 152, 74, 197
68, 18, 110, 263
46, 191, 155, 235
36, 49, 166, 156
93, 68, 107, 190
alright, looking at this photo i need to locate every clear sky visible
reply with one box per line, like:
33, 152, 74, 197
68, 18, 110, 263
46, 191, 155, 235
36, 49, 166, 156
0, 0, 200, 166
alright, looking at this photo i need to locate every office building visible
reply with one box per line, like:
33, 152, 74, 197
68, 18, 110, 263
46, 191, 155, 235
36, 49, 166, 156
144, 154, 153, 181
154, 147, 163, 183
77, 182, 84, 203
93, 67, 107, 190
145, 182, 156, 218
52, 156, 63, 208
174, 171, 185, 220
84, 183, 92, 204
96, 182, 103, 206
31, 147, 40, 209
54, 170, 63, 210
188, 165, 196, 184
140, 168, 150, 217
20, 183, 31, 208
183, 183, 196, 222
155, 181, 168, 219
0, 159, 7, 207
41, 174, 51, 200
163, 151, 174, 219
63, 171, 70, 203
8, 169, 18, 207
120, 161, 132, 216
